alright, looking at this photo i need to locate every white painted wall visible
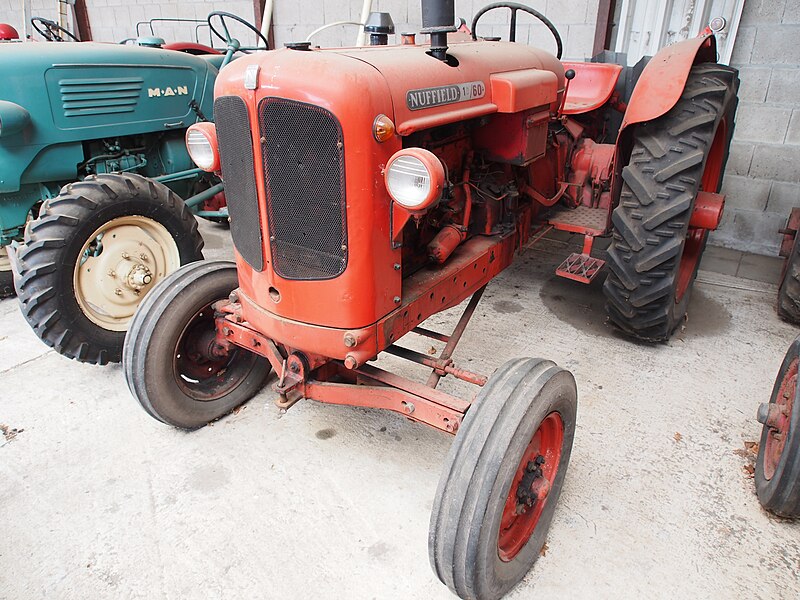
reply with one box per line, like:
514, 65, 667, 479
613, 0, 745, 65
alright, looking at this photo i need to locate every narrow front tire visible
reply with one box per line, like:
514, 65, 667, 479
429, 358, 577, 600
123, 260, 271, 429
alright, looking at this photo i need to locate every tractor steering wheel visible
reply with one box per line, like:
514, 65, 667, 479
471, 2, 562, 59
207, 11, 269, 52
31, 17, 79, 42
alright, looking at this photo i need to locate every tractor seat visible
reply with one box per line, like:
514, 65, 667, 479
560, 62, 623, 115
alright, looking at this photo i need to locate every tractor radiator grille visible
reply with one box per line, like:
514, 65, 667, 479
214, 95, 263, 271
258, 97, 347, 280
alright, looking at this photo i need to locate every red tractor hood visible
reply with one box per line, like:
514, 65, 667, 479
216, 39, 565, 136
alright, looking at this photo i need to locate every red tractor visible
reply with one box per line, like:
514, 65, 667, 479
124, 2, 738, 597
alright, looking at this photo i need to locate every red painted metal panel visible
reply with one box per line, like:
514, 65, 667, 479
490, 69, 558, 113
621, 34, 717, 130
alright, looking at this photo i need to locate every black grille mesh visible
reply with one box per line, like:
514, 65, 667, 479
258, 98, 347, 280
214, 95, 263, 271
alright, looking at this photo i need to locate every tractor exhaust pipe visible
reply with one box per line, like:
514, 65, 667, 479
421, 0, 456, 61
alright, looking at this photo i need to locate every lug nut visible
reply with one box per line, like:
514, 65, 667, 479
114, 288, 122, 296
139, 253, 148, 261
122, 252, 129, 259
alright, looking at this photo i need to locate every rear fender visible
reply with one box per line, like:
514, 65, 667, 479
620, 34, 717, 131
611, 35, 719, 210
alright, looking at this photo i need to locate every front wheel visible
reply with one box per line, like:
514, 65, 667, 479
429, 358, 577, 600
123, 260, 271, 429
755, 336, 800, 517
14, 173, 204, 364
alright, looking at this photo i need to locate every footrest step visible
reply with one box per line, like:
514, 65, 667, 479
555, 253, 605, 284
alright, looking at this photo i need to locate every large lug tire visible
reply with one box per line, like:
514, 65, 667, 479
777, 232, 800, 324
123, 260, 271, 430
604, 63, 739, 341
0, 247, 14, 298
429, 358, 577, 600
14, 173, 204, 364
755, 336, 800, 517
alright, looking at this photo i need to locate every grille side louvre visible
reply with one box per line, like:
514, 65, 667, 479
258, 98, 347, 280
214, 95, 264, 271
59, 77, 143, 117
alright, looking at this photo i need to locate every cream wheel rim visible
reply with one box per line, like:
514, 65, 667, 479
0, 247, 11, 273
73, 215, 180, 331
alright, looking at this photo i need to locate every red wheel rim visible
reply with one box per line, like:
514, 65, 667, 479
498, 412, 564, 562
173, 302, 258, 402
675, 117, 728, 303
763, 357, 796, 480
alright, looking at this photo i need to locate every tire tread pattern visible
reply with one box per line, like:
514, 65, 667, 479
777, 234, 800, 324
603, 64, 739, 341
429, 358, 577, 600
14, 173, 204, 364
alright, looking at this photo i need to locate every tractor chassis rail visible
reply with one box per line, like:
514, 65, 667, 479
213, 287, 490, 435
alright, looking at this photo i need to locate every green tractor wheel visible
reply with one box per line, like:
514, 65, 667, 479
14, 173, 204, 365
1, 247, 14, 298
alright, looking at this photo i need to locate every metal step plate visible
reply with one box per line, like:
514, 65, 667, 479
556, 252, 606, 284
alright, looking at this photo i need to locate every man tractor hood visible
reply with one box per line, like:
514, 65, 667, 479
0, 42, 218, 193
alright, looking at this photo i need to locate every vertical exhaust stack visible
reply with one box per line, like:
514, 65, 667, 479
421, 0, 456, 61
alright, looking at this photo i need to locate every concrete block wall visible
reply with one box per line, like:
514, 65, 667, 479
709, 0, 800, 255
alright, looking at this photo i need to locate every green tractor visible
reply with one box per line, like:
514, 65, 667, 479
2, 12, 267, 365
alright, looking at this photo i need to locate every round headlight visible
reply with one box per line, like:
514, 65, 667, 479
185, 122, 220, 172
384, 148, 445, 212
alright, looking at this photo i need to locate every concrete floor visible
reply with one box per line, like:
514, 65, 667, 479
1, 223, 799, 599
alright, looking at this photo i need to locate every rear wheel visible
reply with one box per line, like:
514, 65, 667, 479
429, 358, 577, 600
14, 173, 204, 364
123, 260, 271, 429
604, 64, 739, 341
755, 337, 800, 517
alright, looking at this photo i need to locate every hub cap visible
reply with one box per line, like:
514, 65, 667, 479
498, 412, 564, 562
73, 216, 179, 331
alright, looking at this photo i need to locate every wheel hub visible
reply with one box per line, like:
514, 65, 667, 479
498, 412, 563, 562
124, 262, 154, 290
514, 455, 550, 514
759, 358, 796, 480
